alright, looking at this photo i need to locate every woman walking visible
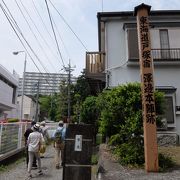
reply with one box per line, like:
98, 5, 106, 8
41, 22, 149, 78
27, 123, 43, 178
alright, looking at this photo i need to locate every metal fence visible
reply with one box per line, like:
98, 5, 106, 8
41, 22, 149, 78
0, 122, 59, 160
0, 122, 30, 157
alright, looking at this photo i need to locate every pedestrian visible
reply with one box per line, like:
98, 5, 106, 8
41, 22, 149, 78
39, 121, 49, 158
24, 121, 37, 168
53, 120, 66, 169
27, 123, 43, 178
40, 121, 49, 142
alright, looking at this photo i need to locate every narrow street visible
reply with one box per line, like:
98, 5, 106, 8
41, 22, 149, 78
0, 145, 63, 180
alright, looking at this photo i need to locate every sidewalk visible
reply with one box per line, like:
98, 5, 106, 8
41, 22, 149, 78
0, 145, 63, 180
96, 144, 180, 180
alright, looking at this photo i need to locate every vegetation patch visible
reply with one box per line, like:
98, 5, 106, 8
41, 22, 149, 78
0, 165, 7, 172
91, 154, 98, 165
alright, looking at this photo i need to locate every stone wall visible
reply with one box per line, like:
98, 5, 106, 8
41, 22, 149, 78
157, 132, 179, 146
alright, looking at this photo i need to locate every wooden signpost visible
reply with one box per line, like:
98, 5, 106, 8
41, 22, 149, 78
134, 3, 159, 172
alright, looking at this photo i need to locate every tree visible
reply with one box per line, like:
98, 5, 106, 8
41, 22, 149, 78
80, 96, 98, 125
48, 93, 58, 121
72, 71, 93, 122
96, 82, 165, 165
39, 95, 51, 121
80, 96, 99, 143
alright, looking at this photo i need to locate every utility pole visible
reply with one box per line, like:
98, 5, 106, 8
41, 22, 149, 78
35, 81, 40, 122
64, 61, 75, 123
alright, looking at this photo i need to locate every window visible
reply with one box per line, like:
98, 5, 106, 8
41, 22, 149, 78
164, 96, 175, 124
127, 29, 139, 60
159, 29, 170, 59
24, 114, 29, 119
156, 87, 176, 127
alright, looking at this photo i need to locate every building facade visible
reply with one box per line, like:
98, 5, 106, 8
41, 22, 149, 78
86, 9, 180, 143
17, 95, 39, 121
0, 65, 19, 120
18, 72, 77, 96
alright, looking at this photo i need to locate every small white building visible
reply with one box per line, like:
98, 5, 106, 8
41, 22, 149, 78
17, 95, 40, 121
86, 7, 180, 144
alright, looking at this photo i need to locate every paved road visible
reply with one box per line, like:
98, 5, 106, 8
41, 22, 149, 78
0, 146, 63, 180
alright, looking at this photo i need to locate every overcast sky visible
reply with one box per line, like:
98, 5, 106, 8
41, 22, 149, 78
0, 0, 180, 78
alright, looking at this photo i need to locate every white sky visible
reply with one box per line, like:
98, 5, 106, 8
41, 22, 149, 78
0, 0, 180, 78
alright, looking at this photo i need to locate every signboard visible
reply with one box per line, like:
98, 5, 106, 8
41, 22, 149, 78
63, 124, 93, 180
134, 3, 159, 172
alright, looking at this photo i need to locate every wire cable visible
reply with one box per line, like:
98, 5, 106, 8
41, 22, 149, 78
31, 0, 61, 62
44, 0, 66, 67
0, 1, 58, 91
0, 3, 41, 73
51, 15, 72, 61
48, 0, 89, 52
16, 0, 58, 73
31, 0, 56, 49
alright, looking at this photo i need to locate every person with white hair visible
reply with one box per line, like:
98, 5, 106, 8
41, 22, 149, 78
27, 124, 43, 178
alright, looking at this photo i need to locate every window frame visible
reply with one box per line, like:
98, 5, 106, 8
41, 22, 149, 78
156, 87, 176, 128
159, 29, 170, 59
164, 93, 176, 127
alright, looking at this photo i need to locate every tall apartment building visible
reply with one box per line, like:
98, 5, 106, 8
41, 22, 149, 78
18, 72, 77, 96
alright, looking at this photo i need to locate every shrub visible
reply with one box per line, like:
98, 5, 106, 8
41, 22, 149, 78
97, 82, 165, 166
91, 154, 98, 165
159, 153, 175, 171
113, 140, 144, 166
7, 118, 19, 123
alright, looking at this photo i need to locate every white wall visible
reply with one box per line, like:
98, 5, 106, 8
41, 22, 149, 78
17, 95, 38, 120
169, 29, 180, 48
105, 21, 127, 71
0, 81, 14, 108
104, 20, 180, 139
0, 65, 18, 110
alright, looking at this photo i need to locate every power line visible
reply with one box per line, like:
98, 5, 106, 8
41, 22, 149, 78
48, 0, 89, 52
0, 1, 59, 92
16, 0, 58, 73
44, 0, 66, 67
51, 15, 72, 61
2, 0, 49, 74
0, 2, 41, 73
31, 0, 57, 51
31, 0, 61, 63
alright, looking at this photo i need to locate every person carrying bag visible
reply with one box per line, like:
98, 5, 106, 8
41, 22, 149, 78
53, 121, 66, 169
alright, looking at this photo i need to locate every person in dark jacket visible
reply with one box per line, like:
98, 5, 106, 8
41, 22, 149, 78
24, 121, 37, 168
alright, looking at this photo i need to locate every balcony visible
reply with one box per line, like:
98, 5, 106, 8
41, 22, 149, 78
85, 52, 105, 81
152, 49, 180, 61
128, 48, 180, 66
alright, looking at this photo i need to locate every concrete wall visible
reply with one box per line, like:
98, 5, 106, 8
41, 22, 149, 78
0, 65, 18, 111
0, 81, 14, 108
17, 95, 38, 120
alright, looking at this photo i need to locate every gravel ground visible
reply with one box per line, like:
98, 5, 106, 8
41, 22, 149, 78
2, 144, 180, 180
97, 144, 180, 180
0, 146, 63, 180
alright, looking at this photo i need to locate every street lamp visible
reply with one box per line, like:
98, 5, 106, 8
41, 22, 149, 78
13, 51, 27, 148
13, 51, 27, 122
